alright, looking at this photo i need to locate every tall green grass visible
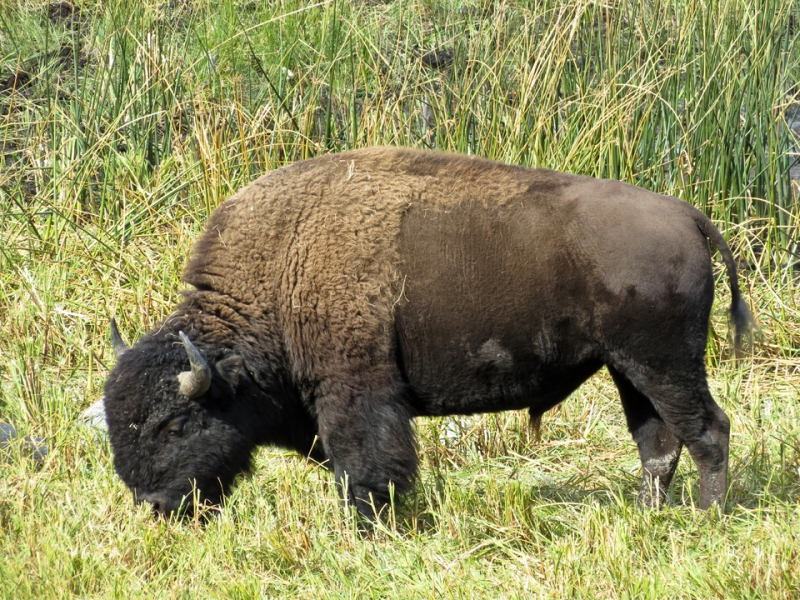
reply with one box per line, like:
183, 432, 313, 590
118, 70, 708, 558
1, 0, 799, 598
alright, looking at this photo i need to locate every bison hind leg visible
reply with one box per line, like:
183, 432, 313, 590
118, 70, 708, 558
316, 375, 418, 524
608, 361, 730, 510
608, 366, 683, 507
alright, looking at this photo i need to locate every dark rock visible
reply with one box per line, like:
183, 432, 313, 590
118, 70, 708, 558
0, 422, 48, 463
0, 71, 32, 94
421, 48, 454, 70
48, 1, 76, 24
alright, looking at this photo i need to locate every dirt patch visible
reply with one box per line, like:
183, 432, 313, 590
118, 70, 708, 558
48, 1, 77, 25
0, 71, 32, 94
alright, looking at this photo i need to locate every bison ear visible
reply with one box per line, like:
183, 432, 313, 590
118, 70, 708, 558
215, 354, 245, 388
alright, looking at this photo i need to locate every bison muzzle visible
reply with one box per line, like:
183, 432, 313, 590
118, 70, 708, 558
102, 147, 754, 522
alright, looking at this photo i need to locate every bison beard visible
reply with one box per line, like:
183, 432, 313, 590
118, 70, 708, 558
102, 147, 754, 524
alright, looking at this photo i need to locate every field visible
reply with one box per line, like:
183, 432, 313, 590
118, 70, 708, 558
1, 0, 799, 597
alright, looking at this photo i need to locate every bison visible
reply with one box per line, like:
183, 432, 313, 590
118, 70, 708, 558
102, 147, 753, 522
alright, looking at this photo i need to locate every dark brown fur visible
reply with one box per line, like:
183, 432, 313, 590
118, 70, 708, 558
104, 147, 753, 520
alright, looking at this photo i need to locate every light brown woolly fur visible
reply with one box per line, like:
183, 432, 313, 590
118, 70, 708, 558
185, 147, 534, 384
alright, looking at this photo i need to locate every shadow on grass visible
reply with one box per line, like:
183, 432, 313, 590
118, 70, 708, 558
385, 475, 642, 539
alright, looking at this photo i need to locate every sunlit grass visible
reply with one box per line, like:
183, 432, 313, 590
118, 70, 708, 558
1, 0, 799, 598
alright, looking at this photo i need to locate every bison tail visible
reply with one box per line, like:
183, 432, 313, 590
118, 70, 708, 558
694, 214, 758, 356
731, 291, 758, 356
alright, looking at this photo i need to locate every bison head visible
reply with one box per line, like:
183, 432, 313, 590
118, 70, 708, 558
103, 319, 257, 519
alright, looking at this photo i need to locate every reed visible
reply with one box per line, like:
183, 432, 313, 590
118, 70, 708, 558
1, 1, 798, 597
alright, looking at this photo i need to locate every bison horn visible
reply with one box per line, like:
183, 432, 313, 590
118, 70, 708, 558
177, 331, 212, 398
110, 318, 129, 358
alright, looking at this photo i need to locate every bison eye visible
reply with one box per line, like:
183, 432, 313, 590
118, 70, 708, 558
163, 416, 188, 438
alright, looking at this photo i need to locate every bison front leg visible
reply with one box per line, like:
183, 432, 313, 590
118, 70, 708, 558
316, 377, 418, 523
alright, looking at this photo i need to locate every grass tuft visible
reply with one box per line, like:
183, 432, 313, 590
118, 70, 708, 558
1, 0, 799, 597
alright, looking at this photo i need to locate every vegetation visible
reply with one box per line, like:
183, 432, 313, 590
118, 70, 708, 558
1, 0, 798, 597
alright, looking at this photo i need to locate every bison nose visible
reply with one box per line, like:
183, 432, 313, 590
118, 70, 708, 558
136, 490, 183, 518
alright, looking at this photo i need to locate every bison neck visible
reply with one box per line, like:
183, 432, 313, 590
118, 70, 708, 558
167, 297, 322, 459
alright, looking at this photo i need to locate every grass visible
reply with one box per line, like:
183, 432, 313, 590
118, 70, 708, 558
1, 0, 799, 597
